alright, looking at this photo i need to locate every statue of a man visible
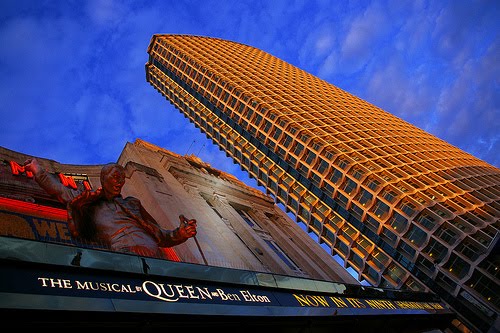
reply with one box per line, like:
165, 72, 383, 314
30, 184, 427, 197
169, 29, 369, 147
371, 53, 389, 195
24, 158, 197, 258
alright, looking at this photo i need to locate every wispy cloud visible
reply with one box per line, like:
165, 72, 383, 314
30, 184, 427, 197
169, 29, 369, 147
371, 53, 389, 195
339, 2, 390, 74
0, 0, 498, 174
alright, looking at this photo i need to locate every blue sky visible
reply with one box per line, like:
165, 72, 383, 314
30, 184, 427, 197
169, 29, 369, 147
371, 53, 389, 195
0, 0, 498, 190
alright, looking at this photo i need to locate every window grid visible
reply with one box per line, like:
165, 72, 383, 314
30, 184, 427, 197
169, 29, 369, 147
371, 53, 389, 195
148, 34, 500, 313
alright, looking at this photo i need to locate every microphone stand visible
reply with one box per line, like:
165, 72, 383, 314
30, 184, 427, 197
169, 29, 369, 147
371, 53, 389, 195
180, 215, 208, 265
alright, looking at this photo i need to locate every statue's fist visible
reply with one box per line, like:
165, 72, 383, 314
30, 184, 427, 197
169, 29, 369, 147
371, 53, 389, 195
23, 158, 41, 175
178, 215, 197, 239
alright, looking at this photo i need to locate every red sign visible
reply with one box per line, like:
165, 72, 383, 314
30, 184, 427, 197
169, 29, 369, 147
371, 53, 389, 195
9, 160, 91, 190
9, 161, 33, 178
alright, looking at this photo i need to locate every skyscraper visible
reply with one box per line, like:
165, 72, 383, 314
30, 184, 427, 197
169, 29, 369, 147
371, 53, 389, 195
145, 34, 499, 333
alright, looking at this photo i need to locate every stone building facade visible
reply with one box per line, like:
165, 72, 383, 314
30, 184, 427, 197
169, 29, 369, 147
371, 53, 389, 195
0, 139, 357, 283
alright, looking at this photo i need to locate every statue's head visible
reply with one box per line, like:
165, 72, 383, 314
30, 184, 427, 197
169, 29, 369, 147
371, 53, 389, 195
100, 163, 126, 199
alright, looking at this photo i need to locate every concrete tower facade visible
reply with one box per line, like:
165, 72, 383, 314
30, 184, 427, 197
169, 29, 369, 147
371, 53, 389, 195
145, 34, 499, 333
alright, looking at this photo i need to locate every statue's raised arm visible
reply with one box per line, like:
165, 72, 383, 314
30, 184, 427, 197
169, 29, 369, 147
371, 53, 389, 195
25, 159, 197, 259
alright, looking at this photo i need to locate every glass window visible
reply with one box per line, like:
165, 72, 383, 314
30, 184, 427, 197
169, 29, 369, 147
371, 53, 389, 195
387, 212, 408, 233
296, 162, 307, 176
246, 108, 254, 119
341, 177, 358, 195
270, 167, 284, 179
310, 172, 322, 186
443, 253, 471, 279
351, 168, 365, 180
329, 168, 343, 184
415, 213, 437, 231
366, 266, 379, 282
281, 174, 294, 187
416, 255, 436, 274
400, 201, 416, 217
317, 158, 330, 174
350, 252, 364, 269
382, 227, 398, 245
452, 217, 474, 233
423, 238, 448, 263
380, 172, 393, 182
357, 189, 373, 206
477, 256, 500, 278
298, 205, 310, 221
471, 230, 494, 248
382, 189, 398, 203
336, 192, 349, 208
300, 132, 310, 143
482, 225, 497, 239
324, 148, 336, 160
466, 271, 498, 307
235, 209, 256, 227
327, 212, 344, 230
336, 240, 349, 256
365, 216, 380, 232
305, 150, 316, 164
398, 241, 416, 258
323, 227, 335, 244
370, 249, 389, 269
406, 225, 427, 247
462, 212, 482, 227
396, 183, 409, 193
456, 238, 484, 261
293, 142, 304, 155
435, 224, 459, 245
272, 128, 282, 140
310, 217, 322, 231
385, 263, 405, 285
372, 199, 390, 218
432, 206, 450, 219
312, 140, 322, 151
336, 158, 349, 170
356, 237, 373, 254
351, 203, 364, 220
366, 177, 381, 191
435, 272, 457, 293
276, 146, 286, 159
263, 120, 272, 133
321, 181, 335, 197
254, 114, 263, 126
282, 134, 293, 147
405, 278, 425, 292
288, 197, 298, 211
286, 154, 297, 167
315, 201, 330, 216
264, 239, 300, 271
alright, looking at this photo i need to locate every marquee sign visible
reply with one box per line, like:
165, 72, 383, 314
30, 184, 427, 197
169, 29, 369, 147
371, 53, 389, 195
7, 160, 92, 191
0, 263, 451, 317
